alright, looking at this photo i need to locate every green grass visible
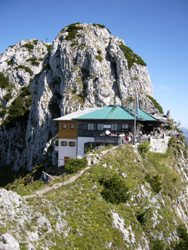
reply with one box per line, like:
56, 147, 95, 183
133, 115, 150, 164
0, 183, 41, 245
22, 42, 34, 51
64, 158, 87, 174
4, 139, 188, 249
119, 43, 146, 69
147, 95, 164, 114
0, 72, 12, 89
92, 23, 111, 33
65, 23, 83, 41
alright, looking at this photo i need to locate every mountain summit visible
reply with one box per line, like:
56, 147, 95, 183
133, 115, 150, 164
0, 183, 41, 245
0, 23, 162, 170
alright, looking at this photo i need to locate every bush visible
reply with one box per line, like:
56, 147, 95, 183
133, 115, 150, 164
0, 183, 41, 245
95, 55, 103, 62
138, 141, 150, 156
22, 43, 34, 51
136, 211, 146, 225
27, 58, 40, 66
64, 158, 87, 174
147, 95, 164, 114
4, 86, 32, 127
45, 44, 52, 53
174, 225, 188, 250
145, 174, 162, 193
99, 175, 129, 204
119, 43, 146, 69
93, 23, 106, 29
18, 65, 33, 75
65, 23, 83, 41
92, 23, 111, 33
0, 72, 11, 89
150, 240, 165, 250
4, 92, 12, 102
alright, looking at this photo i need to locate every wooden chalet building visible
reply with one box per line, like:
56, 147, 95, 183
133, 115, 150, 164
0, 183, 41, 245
54, 105, 160, 167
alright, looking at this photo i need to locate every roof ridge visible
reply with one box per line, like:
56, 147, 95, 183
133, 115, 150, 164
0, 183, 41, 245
105, 106, 117, 119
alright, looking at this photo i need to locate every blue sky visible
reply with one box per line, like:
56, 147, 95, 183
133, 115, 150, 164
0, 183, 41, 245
1, 0, 188, 127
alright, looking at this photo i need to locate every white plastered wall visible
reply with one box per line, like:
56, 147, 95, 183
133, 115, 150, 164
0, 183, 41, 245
77, 137, 95, 158
58, 139, 77, 167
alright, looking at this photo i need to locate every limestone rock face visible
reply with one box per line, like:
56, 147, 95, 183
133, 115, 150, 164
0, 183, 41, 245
50, 24, 153, 115
0, 39, 48, 88
0, 40, 49, 169
0, 188, 69, 249
0, 233, 20, 250
0, 23, 155, 170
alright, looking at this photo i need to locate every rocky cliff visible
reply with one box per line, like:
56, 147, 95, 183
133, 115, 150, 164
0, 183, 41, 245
0, 23, 160, 170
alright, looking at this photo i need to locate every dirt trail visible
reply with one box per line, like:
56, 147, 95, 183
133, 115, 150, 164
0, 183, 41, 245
23, 146, 119, 200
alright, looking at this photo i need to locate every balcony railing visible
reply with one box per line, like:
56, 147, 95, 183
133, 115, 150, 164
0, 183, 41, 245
94, 136, 123, 145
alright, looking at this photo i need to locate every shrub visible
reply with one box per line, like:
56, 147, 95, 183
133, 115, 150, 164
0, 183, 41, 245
119, 43, 146, 69
7, 59, 14, 66
65, 23, 83, 41
0, 72, 11, 89
27, 58, 40, 66
150, 240, 165, 250
138, 141, 150, 156
45, 44, 52, 53
147, 95, 164, 114
4, 92, 12, 102
95, 55, 103, 62
136, 211, 146, 225
64, 158, 87, 174
93, 23, 106, 29
99, 175, 129, 204
22, 42, 34, 51
33, 40, 38, 45
92, 23, 111, 33
18, 65, 33, 76
4, 86, 32, 127
145, 174, 162, 193
174, 225, 188, 250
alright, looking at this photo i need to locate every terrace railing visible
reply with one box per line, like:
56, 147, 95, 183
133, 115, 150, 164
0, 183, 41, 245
94, 136, 123, 145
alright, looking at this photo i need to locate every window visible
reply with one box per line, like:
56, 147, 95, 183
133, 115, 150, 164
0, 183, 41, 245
111, 124, 118, 131
69, 141, 76, 147
70, 123, 75, 129
62, 124, 67, 129
97, 124, 104, 130
61, 141, 67, 146
88, 123, 95, 130
103, 124, 111, 129
122, 123, 129, 129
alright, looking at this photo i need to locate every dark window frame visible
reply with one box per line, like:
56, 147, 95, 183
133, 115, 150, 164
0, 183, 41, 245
61, 141, 67, 146
69, 141, 76, 147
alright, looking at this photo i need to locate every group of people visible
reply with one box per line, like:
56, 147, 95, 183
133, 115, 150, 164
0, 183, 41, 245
102, 127, 168, 144
103, 130, 134, 144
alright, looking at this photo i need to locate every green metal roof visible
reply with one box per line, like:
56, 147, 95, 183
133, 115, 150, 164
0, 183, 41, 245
126, 108, 158, 122
74, 106, 135, 120
137, 109, 158, 121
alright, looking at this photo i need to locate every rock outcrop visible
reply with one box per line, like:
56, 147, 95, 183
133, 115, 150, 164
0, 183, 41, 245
0, 23, 158, 170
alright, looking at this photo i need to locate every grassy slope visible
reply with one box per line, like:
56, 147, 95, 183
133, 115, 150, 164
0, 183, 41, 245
4, 140, 187, 249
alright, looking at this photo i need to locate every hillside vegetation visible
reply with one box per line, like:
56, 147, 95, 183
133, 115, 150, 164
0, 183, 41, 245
1, 137, 188, 249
